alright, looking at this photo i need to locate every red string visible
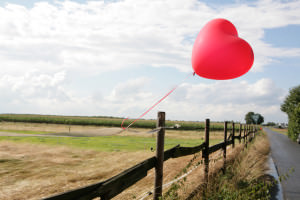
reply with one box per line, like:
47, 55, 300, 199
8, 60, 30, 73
121, 72, 193, 130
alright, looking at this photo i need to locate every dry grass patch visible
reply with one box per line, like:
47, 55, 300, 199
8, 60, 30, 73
0, 122, 123, 136
0, 141, 154, 200
192, 131, 271, 200
0, 140, 206, 200
159, 144, 244, 200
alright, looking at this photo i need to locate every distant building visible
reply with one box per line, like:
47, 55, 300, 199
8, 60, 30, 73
276, 123, 288, 129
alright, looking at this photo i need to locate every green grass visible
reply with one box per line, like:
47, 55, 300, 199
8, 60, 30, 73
0, 135, 222, 152
269, 127, 288, 136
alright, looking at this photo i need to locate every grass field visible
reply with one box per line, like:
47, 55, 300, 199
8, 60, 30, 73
0, 119, 239, 200
0, 122, 224, 152
0, 141, 157, 200
0, 134, 223, 152
270, 127, 288, 136
0, 135, 210, 152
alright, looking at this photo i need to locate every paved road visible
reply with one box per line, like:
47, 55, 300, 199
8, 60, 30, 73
265, 128, 300, 200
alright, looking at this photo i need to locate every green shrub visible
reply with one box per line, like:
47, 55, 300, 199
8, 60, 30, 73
281, 85, 300, 141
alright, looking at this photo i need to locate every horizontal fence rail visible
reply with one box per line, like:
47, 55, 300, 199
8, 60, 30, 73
43, 112, 258, 200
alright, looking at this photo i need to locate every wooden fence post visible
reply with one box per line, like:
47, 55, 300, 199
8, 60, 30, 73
154, 111, 165, 200
251, 125, 253, 139
243, 124, 246, 144
222, 121, 227, 174
245, 125, 248, 148
203, 119, 210, 185
239, 124, 242, 144
232, 122, 235, 148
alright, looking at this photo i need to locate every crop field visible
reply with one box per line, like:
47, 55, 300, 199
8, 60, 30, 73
0, 121, 227, 200
0, 114, 241, 130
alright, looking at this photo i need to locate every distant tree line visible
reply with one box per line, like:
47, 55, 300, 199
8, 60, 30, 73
265, 122, 276, 126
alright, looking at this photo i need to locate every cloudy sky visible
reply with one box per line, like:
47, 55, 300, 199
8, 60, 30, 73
1, 0, 300, 123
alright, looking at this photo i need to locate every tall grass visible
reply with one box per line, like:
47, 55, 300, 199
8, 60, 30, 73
195, 130, 272, 200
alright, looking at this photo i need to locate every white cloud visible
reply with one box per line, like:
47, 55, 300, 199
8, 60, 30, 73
1, 0, 300, 76
0, 71, 69, 108
158, 78, 287, 122
0, 73, 287, 122
169, 78, 285, 105
109, 77, 151, 100
0, 0, 298, 123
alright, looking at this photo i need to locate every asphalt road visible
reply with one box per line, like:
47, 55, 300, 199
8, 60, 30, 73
265, 128, 300, 200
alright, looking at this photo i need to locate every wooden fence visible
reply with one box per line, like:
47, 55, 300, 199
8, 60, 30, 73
44, 112, 258, 200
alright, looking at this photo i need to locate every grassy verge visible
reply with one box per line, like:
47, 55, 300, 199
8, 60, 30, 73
269, 127, 288, 136
161, 130, 272, 200
196, 130, 272, 200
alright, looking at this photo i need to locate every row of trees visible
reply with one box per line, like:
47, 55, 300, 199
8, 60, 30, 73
281, 85, 300, 141
243, 85, 300, 142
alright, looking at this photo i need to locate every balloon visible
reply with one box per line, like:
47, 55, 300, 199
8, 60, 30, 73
192, 18, 254, 80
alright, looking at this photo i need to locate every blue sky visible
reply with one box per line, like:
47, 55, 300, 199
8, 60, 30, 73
0, 0, 300, 123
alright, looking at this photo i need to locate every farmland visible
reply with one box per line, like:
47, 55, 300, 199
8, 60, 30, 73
0, 118, 266, 200
0, 113, 240, 130
0, 121, 224, 152
0, 118, 226, 200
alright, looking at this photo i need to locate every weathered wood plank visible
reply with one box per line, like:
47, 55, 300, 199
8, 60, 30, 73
98, 157, 156, 199
154, 111, 165, 200
223, 121, 227, 174
173, 143, 205, 158
209, 142, 225, 154
164, 145, 180, 161
204, 119, 210, 184
43, 180, 106, 200
232, 122, 235, 148
227, 140, 234, 146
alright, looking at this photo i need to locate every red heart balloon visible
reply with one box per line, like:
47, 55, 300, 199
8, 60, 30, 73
192, 18, 254, 80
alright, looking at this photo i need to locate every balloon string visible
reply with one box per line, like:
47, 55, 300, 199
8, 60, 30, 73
121, 72, 194, 130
